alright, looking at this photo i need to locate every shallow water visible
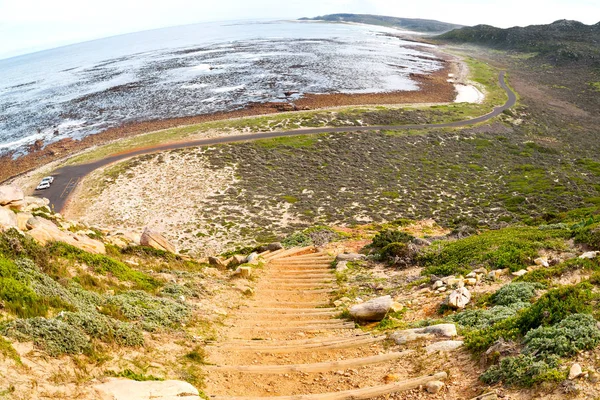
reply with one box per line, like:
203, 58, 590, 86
0, 20, 443, 154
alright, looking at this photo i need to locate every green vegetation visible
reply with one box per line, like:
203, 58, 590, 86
420, 227, 570, 276
105, 369, 163, 381
49, 242, 162, 291
282, 225, 345, 248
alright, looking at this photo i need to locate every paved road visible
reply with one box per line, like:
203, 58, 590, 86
35, 71, 516, 213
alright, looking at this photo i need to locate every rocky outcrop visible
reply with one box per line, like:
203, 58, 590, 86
425, 340, 464, 353
140, 228, 176, 253
93, 378, 200, 399
26, 216, 105, 254
0, 208, 17, 231
209, 256, 227, 269
232, 266, 252, 279
349, 295, 392, 321
0, 185, 24, 209
390, 323, 457, 345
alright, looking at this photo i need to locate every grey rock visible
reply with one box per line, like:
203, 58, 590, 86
0, 185, 24, 207
579, 251, 599, 260
425, 340, 464, 353
569, 363, 583, 380
425, 380, 444, 394
349, 295, 392, 321
267, 242, 283, 251
336, 253, 366, 262
422, 323, 457, 337
140, 228, 176, 253
208, 256, 226, 269
0, 207, 17, 230
336, 261, 348, 272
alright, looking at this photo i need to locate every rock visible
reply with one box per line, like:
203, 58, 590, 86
0, 207, 17, 230
390, 330, 432, 345
425, 340, 464, 353
432, 280, 444, 289
246, 252, 259, 264
25, 217, 105, 254
22, 196, 49, 212
464, 278, 477, 286
390, 301, 404, 312
0, 185, 24, 207
579, 251, 599, 260
569, 363, 583, 380
267, 242, 283, 251
208, 256, 226, 269
425, 380, 444, 394
466, 271, 477, 278
390, 323, 456, 345
233, 266, 252, 279
16, 212, 32, 231
336, 253, 365, 262
140, 228, 176, 253
227, 255, 246, 268
94, 378, 199, 399
534, 257, 549, 267
349, 295, 392, 321
336, 261, 348, 272
448, 287, 471, 309
422, 323, 457, 337
512, 269, 528, 277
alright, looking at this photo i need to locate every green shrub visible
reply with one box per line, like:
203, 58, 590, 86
104, 291, 190, 331
282, 232, 311, 248
523, 314, 600, 357
491, 282, 541, 306
381, 242, 410, 258
420, 227, 570, 276
0, 276, 46, 318
3, 318, 90, 356
516, 283, 593, 333
48, 242, 161, 291
0, 229, 50, 272
60, 312, 114, 341
464, 317, 521, 354
113, 322, 145, 347
160, 283, 195, 299
185, 346, 208, 364
451, 303, 526, 330
573, 224, 600, 250
371, 230, 414, 249
480, 354, 564, 387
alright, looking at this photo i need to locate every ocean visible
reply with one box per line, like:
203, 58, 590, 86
0, 20, 443, 155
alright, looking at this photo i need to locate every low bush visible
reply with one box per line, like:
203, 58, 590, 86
381, 242, 410, 258
104, 291, 190, 331
480, 354, 564, 387
523, 314, 600, 357
48, 242, 161, 291
573, 223, 600, 250
491, 282, 541, 306
516, 283, 593, 333
371, 229, 414, 249
105, 369, 162, 381
3, 318, 90, 356
452, 303, 526, 330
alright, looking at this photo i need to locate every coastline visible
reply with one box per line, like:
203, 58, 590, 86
0, 55, 457, 184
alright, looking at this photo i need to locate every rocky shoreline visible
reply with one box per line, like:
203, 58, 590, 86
0, 61, 455, 184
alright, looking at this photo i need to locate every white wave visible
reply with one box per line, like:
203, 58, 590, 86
212, 85, 245, 93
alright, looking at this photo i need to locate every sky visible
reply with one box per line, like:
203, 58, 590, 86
1, 0, 599, 59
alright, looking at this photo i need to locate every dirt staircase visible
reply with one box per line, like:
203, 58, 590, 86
204, 246, 447, 399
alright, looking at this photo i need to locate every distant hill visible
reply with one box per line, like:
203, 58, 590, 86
299, 13, 464, 34
438, 20, 600, 62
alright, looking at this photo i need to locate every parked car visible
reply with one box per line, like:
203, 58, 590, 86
41, 176, 54, 184
36, 181, 51, 190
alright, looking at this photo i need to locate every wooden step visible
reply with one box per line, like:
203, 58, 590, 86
206, 351, 409, 373
240, 310, 337, 316
256, 282, 335, 288
242, 306, 334, 312
212, 333, 371, 347
231, 319, 344, 328
264, 246, 316, 261
209, 372, 447, 400
265, 269, 332, 274
211, 336, 386, 353
258, 288, 334, 294
231, 322, 355, 332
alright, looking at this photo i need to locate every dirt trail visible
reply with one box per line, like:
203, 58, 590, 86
203, 247, 447, 399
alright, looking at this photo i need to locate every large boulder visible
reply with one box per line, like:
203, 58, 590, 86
208, 256, 226, 270
22, 196, 50, 212
140, 228, 176, 253
0, 185, 24, 207
448, 287, 471, 309
425, 340, 464, 353
93, 378, 200, 399
0, 208, 18, 230
336, 253, 366, 262
349, 295, 392, 321
390, 323, 457, 345
16, 212, 33, 231
25, 217, 105, 254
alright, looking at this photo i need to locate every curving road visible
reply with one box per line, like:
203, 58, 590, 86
35, 71, 516, 213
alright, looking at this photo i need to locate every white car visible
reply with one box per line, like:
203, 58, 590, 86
41, 176, 54, 184
36, 181, 51, 190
